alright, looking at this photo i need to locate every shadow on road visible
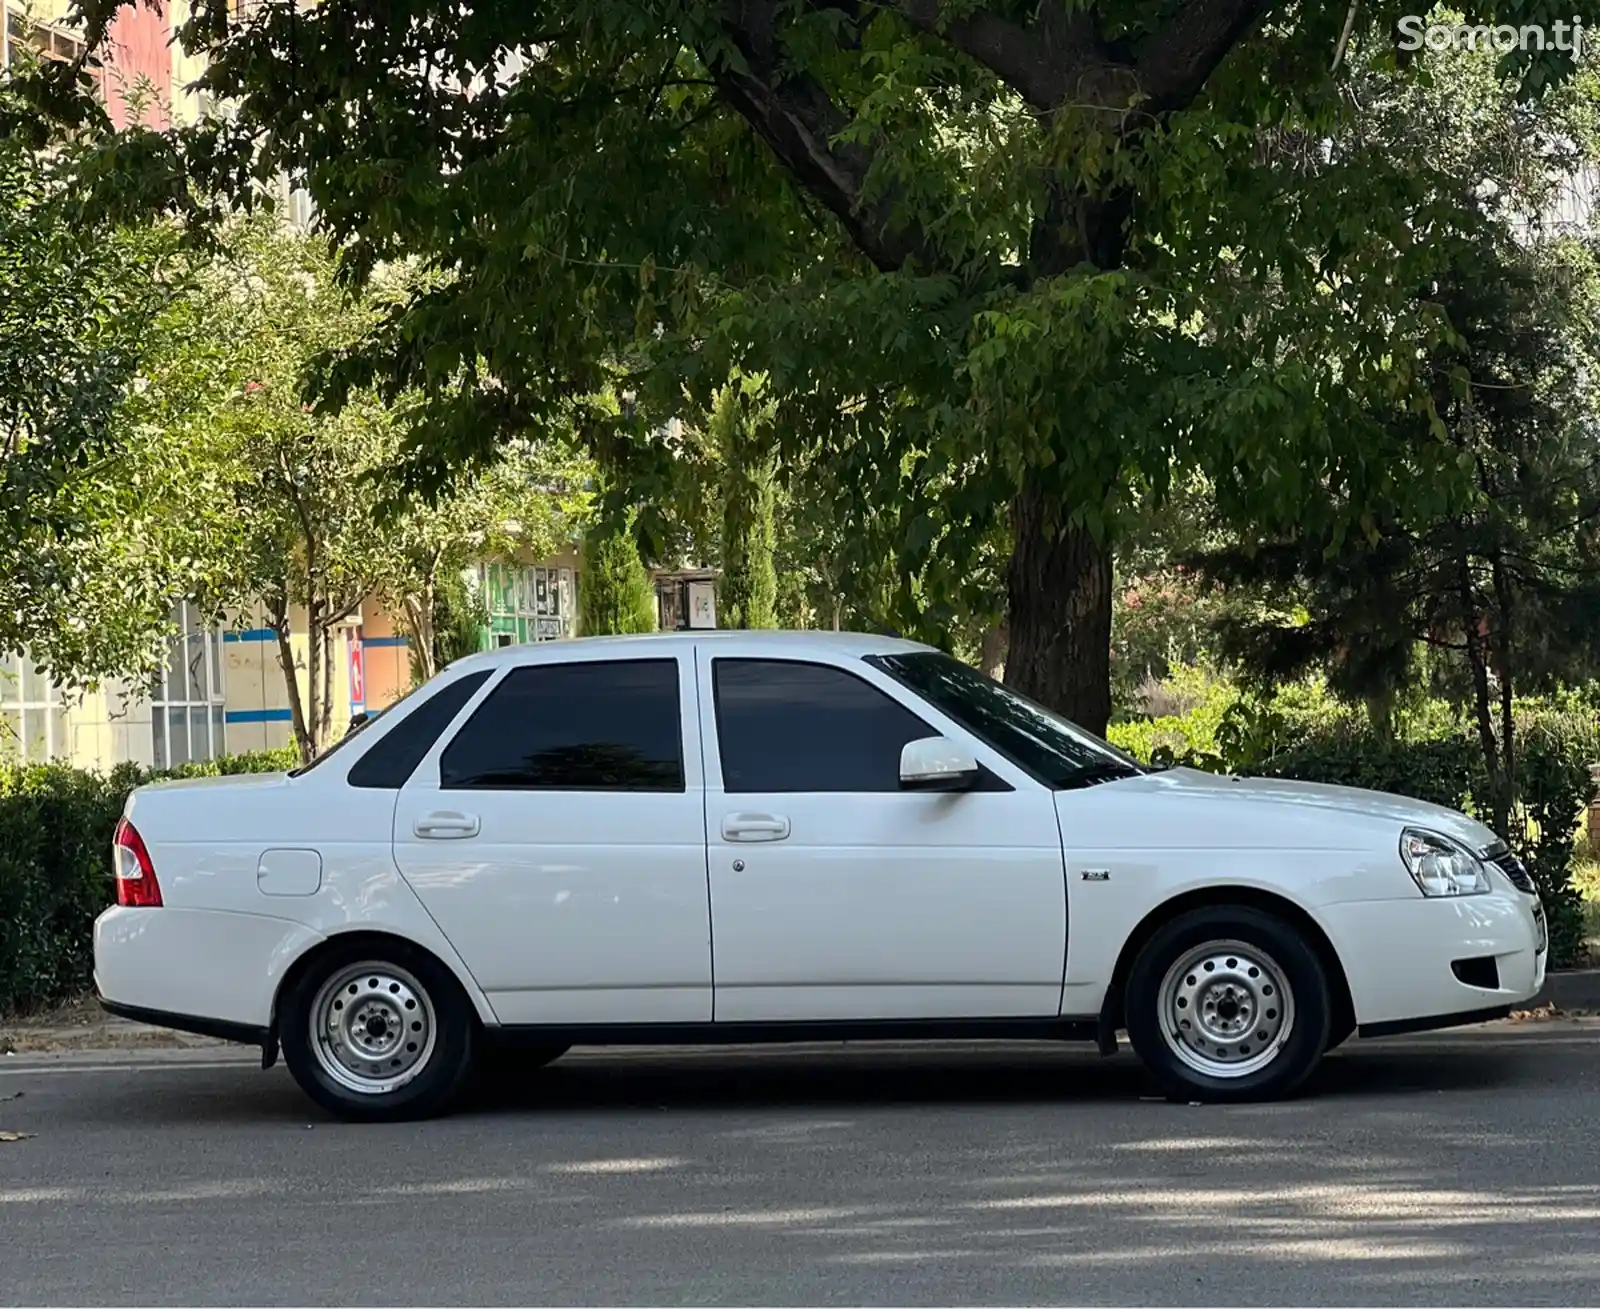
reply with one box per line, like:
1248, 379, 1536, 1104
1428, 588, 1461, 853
22, 1032, 1540, 1129
463, 1038, 1523, 1114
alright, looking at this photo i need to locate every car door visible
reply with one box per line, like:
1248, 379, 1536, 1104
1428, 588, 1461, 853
699, 648, 1067, 1024
391, 651, 711, 1026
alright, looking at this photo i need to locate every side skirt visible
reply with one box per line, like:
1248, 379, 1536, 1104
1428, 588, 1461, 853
484, 1015, 1101, 1049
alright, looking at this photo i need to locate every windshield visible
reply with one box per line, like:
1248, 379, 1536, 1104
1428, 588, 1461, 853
867, 652, 1145, 790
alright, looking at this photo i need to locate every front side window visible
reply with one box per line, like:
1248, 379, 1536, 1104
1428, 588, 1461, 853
868, 652, 1144, 790
713, 659, 939, 793
439, 659, 683, 790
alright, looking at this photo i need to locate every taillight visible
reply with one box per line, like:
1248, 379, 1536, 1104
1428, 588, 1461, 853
113, 818, 162, 907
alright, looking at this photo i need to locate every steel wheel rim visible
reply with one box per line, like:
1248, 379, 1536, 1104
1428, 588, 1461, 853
310, 962, 437, 1096
1157, 938, 1295, 1080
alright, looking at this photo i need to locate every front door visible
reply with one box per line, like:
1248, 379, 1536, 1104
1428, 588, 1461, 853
699, 651, 1067, 1023
392, 653, 712, 1026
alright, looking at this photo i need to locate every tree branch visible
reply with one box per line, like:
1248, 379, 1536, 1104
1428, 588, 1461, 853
704, 0, 944, 272
1134, 0, 1274, 112
891, 0, 1128, 116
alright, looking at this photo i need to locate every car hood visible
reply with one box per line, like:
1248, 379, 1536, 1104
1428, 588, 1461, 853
1070, 766, 1498, 851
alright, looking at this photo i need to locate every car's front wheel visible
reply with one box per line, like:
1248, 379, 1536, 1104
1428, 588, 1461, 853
1125, 905, 1332, 1103
279, 940, 477, 1122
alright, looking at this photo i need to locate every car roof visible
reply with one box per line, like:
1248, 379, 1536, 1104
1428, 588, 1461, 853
446, 629, 937, 674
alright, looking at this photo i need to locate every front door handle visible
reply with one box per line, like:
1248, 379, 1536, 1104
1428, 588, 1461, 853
414, 811, 480, 839
722, 812, 790, 842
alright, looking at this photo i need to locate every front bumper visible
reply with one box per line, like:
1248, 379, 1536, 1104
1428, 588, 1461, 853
1319, 889, 1545, 1030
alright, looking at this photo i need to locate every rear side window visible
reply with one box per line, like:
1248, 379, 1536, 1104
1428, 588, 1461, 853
348, 671, 491, 789
713, 658, 937, 793
439, 659, 684, 791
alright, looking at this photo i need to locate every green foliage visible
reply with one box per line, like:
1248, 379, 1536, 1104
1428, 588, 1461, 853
0, 748, 296, 1016
713, 379, 779, 630
137, 215, 590, 754
0, 130, 212, 688
38, 0, 1600, 723
579, 520, 656, 636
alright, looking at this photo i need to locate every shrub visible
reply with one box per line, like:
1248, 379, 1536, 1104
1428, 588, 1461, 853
0, 748, 296, 1017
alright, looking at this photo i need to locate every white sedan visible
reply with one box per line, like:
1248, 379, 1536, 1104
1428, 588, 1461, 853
95, 632, 1547, 1120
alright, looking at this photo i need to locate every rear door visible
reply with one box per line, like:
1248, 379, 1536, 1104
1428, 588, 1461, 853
391, 651, 711, 1026
699, 649, 1067, 1023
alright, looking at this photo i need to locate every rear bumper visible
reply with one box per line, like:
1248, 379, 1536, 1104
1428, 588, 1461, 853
1320, 890, 1545, 1028
97, 998, 269, 1047
94, 905, 325, 1031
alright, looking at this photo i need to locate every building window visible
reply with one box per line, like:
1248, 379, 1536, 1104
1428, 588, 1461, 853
478, 562, 574, 645
151, 602, 227, 769
4, 14, 87, 67
0, 653, 65, 764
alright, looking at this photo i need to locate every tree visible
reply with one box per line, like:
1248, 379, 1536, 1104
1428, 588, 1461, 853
0, 121, 211, 688
38, 0, 1600, 733
375, 435, 591, 682
579, 519, 657, 636
1201, 240, 1600, 831
147, 215, 584, 760
711, 377, 778, 630
1188, 36, 1600, 827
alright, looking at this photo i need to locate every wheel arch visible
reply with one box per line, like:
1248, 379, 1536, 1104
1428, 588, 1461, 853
1100, 886, 1355, 1043
270, 927, 493, 1037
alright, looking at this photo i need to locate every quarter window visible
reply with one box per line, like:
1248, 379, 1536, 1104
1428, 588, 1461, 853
712, 659, 938, 793
439, 659, 683, 791
345, 671, 491, 788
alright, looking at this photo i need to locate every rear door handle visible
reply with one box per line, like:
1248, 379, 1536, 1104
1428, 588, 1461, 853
722, 812, 790, 842
414, 811, 480, 839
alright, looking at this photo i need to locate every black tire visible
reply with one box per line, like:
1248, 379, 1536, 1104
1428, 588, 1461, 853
1124, 904, 1332, 1104
279, 938, 478, 1122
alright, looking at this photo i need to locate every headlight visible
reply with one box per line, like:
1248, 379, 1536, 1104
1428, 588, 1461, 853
1399, 827, 1491, 897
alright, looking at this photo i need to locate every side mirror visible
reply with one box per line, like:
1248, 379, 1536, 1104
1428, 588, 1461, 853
900, 736, 981, 792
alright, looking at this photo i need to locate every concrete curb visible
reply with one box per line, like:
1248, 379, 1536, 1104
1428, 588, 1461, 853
1535, 968, 1600, 1011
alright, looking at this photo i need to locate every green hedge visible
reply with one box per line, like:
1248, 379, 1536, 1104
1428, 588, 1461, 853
0, 748, 297, 1017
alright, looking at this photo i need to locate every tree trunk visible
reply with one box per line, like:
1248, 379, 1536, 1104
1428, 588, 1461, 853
979, 623, 1009, 680
1003, 476, 1113, 734
305, 600, 322, 758
1459, 555, 1508, 835
317, 621, 335, 754
404, 591, 437, 683
270, 597, 313, 765
1491, 551, 1517, 831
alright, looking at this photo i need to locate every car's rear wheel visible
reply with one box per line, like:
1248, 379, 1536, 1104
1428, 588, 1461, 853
1125, 905, 1332, 1103
280, 940, 477, 1122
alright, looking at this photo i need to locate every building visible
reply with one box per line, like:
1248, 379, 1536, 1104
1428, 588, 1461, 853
3, 0, 186, 130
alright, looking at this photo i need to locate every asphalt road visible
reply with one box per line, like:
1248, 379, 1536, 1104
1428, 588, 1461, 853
2, 1023, 1599, 1306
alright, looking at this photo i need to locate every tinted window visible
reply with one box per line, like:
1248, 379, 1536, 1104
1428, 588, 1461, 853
868, 652, 1143, 790
439, 659, 683, 790
714, 659, 939, 793
348, 671, 491, 789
